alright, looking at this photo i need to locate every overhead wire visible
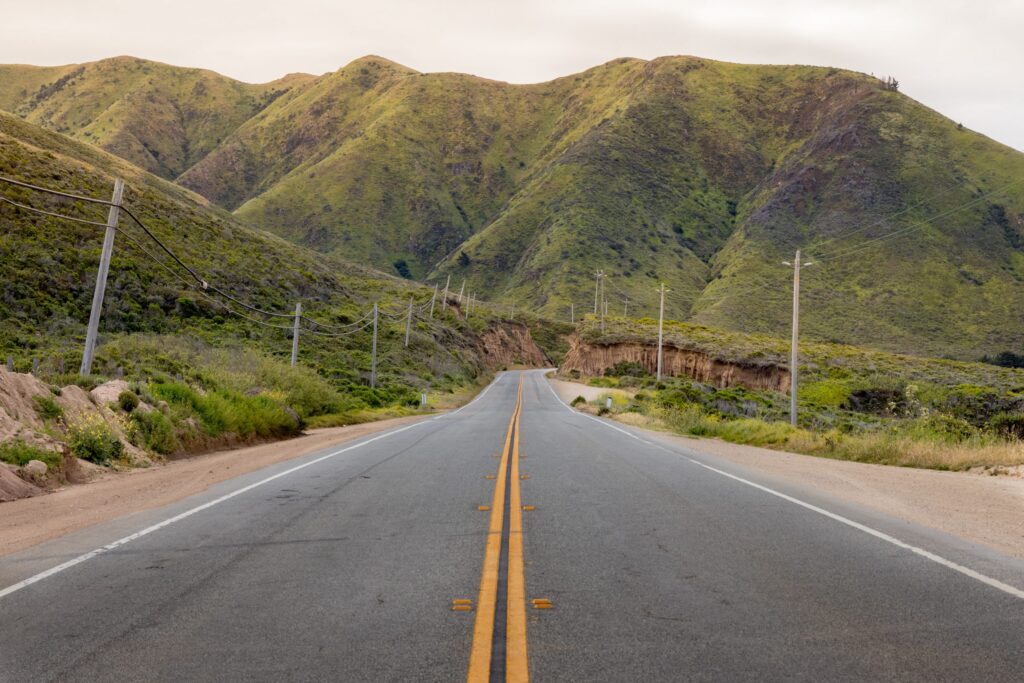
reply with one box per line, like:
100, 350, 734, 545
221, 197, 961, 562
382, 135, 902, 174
809, 178, 1024, 262
0, 174, 116, 206
0, 194, 109, 227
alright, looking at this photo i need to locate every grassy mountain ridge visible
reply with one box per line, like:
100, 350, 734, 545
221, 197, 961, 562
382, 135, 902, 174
0, 57, 312, 180
3, 54, 1023, 359
0, 111, 548, 431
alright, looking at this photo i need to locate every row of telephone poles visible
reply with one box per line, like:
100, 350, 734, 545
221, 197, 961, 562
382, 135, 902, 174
583, 253, 811, 426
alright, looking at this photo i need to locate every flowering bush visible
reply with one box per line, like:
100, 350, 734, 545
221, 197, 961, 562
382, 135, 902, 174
67, 414, 124, 464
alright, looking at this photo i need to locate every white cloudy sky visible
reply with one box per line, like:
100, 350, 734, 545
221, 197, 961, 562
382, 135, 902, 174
2, 0, 1021, 150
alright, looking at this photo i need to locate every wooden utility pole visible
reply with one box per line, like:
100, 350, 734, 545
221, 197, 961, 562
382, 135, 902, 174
457, 280, 465, 304
80, 178, 124, 375
429, 284, 438, 318
570, 303, 574, 324
291, 301, 302, 366
656, 283, 667, 382
370, 303, 379, 388
784, 250, 813, 426
404, 297, 413, 347
441, 275, 451, 313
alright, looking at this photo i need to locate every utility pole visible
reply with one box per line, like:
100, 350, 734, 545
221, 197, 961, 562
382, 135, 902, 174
80, 178, 124, 376
457, 280, 465, 304
624, 299, 628, 317
656, 283, 667, 382
404, 297, 413, 347
291, 301, 302, 366
370, 303, 378, 389
466, 293, 472, 320
441, 275, 451, 313
593, 270, 604, 315
429, 284, 437, 318
570, 303, 574, 324
783, 250, 813, 426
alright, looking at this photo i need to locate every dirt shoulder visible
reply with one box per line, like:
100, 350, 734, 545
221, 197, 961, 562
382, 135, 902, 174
0, 415, 429, 558
549, 377, 1024, 562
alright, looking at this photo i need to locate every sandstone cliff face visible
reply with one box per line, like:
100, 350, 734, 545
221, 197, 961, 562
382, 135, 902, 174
559, 336, 789, 393
476, 323, 549, 368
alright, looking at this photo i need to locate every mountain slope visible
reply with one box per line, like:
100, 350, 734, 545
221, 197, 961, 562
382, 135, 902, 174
0, 112, 550, 407
0, 57, 311, 180
3, 55, 1023, 359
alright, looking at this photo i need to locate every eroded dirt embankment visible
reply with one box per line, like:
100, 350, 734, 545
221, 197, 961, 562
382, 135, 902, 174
559, 334, 789, 392
476, 322, 548, 367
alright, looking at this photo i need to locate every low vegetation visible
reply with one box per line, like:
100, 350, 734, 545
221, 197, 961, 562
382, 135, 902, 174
567, 318, 1024, 470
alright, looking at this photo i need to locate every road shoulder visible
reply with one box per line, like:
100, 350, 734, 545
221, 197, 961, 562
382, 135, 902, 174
0, 415, 430, 557
548, 376, 1024, 562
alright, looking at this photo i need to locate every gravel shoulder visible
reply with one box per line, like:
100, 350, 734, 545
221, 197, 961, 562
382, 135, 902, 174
0, 415, 430, 557
549, 377, 1024, 561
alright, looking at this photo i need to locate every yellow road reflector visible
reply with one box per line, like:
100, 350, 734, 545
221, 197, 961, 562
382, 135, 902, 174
485, 474, 496, 480
453, 599, 472, 605
453, 604, 473, 612
522, 505, 535, 511
478, 505, 491, 511
520, 474, 530, 480
531, 598, 553, 609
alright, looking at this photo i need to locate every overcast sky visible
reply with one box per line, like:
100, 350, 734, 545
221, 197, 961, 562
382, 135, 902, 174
2, 0, 1020, 150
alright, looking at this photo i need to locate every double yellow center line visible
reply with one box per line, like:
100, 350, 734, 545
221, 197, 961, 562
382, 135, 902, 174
467, 375, 529, 682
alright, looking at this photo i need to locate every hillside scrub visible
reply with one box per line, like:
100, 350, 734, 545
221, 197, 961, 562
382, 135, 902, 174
571, 358, 1024, 470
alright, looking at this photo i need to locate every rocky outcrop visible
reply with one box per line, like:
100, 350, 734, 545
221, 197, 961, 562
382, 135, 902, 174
477, 323, 549, 368
560, 335, 789, 393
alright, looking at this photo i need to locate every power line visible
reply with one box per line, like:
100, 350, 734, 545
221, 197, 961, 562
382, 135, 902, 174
0, 194, 108, 227
810, 178, 1024, 262
0, 174, 116, 206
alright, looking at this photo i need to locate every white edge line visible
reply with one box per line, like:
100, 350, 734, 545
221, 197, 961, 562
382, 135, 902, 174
0, 420, 431, 601
1, 371, 510, 601
541, 375, 1024, 600
435, 371, 504, 419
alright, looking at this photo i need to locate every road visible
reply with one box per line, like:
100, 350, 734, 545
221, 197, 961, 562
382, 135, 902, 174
2, 370, 1024, 681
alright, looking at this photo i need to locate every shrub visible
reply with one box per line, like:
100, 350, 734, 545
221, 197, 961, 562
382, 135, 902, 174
118, 390, 140, 412
129, 410, 178, 454
33, 394, 63, 421
0, 441, 62, 470
989, 412, 1024, 440
570, 395, 586, 406
68, 415, 123, 463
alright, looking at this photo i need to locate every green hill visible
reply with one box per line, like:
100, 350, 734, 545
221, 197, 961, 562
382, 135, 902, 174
3, 55, 1024, 359
0, 57, 311, 180
0, 112, 559, 439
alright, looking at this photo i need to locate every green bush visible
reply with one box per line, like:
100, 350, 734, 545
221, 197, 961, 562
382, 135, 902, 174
989, 412, 1024, 440
570, 395, 586, 406
33, 394, 63, 421
118, 390, 140, 412
150, 381, 298, 440
68, 415, 123, 463
0, 441, 62, 469
129, 410, 178, 454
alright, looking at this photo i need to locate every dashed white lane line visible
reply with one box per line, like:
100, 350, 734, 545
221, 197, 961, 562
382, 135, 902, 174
541, 375, 1024, 600
1, 373, 514, 602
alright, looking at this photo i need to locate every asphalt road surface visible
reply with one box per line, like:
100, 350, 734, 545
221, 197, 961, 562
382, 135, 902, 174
2, 370, 1024, 682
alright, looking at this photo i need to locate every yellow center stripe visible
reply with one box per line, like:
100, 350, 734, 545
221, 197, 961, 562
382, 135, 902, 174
506, 381, 528, 681
466, 375, 529, 682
